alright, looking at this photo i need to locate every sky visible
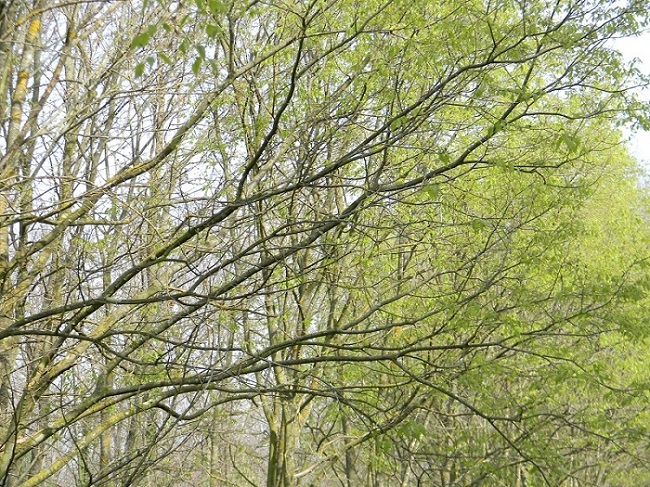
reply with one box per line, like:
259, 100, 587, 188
614, 32, 650, 167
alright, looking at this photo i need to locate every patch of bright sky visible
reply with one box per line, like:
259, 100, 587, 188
614, 32, 650, 167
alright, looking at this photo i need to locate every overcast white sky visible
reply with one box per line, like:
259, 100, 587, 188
615, 32, 650, 167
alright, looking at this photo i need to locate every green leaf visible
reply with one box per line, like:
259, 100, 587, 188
208, 58, 219, 72
159, 53, 172, 65
194, 0, 207, 13
390, 117, 406, 131
208, 0, 225, 14
495, 158, 513, 171
179, 38, 190, 54
487, 120, 503, 137
130, 32, 150, 50
192, 57, 203, 75
205, 24, 220, 38
471, 219, 487, 233
376, 436, 392, 453
179, 14, 191, 26
424, 183, 440, 199
135, 62, 145, 77
399, 421, 426, 440
557, 132, 581, 153
196, 44, 206, 59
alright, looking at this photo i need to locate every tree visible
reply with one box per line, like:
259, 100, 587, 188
0, 0, 649, 485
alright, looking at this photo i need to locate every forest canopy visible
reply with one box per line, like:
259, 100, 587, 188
1, 0, 650, 485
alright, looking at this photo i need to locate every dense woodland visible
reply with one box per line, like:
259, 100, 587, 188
1, 0, 650, 485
